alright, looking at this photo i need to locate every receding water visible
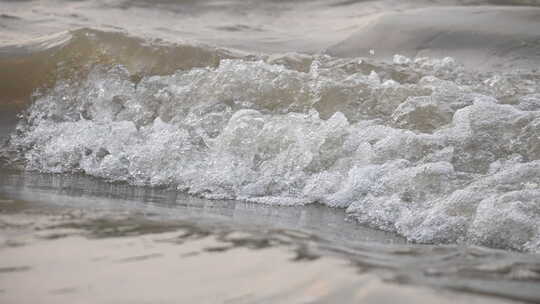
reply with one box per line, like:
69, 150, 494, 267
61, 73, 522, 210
1, 169, 540, 303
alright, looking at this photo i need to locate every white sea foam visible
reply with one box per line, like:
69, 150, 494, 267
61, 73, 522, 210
7, 54, 540, 251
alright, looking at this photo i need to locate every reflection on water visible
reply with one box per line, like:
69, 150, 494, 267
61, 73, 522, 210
1, 170, 539, 303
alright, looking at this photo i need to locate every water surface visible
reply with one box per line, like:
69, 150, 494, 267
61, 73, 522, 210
1, 0, 540, 302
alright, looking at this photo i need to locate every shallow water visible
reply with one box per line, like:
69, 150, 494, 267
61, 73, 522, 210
1, 0, 540, 302
1, 169, 540, 303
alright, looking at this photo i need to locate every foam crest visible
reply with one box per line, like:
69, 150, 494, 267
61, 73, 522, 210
5, 54, 540, 251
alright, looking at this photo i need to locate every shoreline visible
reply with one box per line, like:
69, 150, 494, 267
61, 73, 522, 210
1, 169, 540, 303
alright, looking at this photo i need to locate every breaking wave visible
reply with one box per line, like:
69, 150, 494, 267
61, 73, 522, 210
2, 29, 540, 252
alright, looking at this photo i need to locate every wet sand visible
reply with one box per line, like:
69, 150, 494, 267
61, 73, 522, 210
0, 203, 525, 304
1, 170, 540, 303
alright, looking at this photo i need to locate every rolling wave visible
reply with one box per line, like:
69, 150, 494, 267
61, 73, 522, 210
2, 32, 539, 251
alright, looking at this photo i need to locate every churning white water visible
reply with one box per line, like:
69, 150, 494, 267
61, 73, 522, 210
6, 50, 540, 252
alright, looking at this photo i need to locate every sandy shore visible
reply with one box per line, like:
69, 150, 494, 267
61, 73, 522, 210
0, 206, 523, 304
0, 170, 539, 303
